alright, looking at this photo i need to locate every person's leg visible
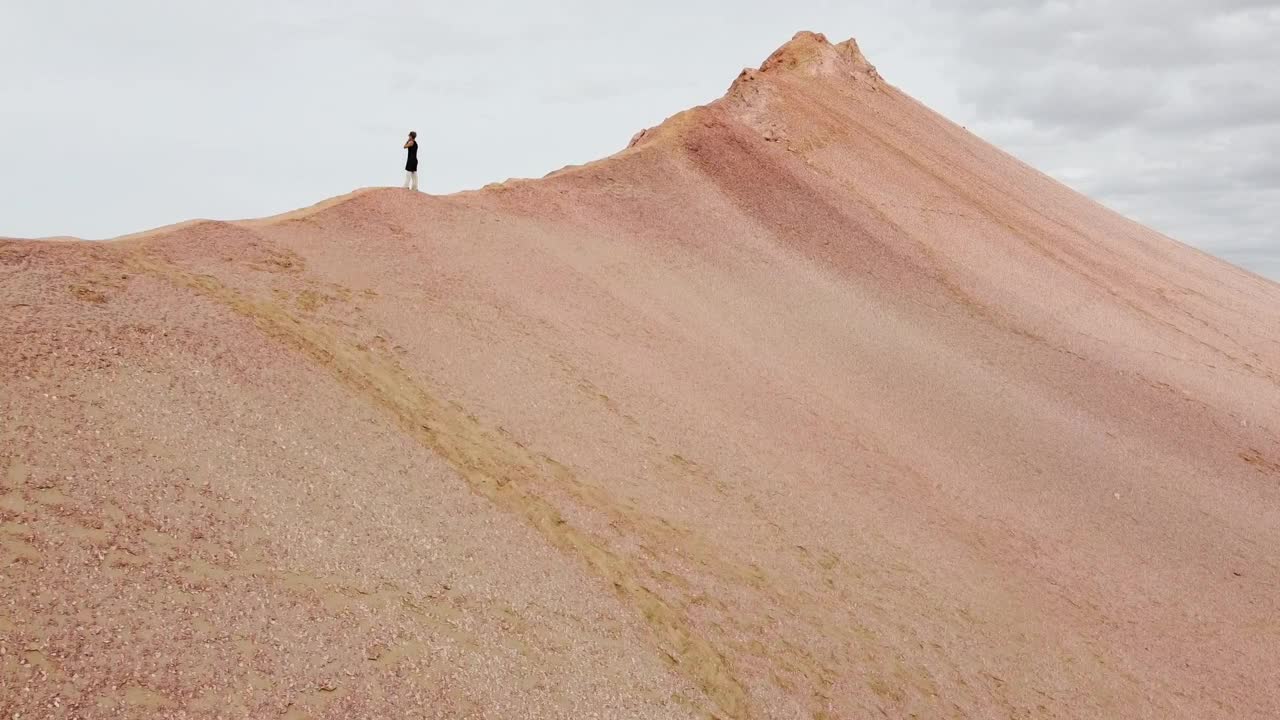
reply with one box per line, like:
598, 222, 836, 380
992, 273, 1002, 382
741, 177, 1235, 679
403, 171, 411, 189
410, 172, 418, 191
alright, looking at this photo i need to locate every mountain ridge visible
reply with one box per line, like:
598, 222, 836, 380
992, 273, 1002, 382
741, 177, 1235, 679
3, 31, 1280, 720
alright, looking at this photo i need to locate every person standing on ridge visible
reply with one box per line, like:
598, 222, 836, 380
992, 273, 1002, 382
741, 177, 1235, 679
403, 131, 419, 191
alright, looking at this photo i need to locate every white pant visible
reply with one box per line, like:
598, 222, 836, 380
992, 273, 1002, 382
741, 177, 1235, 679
404, 171, 418, 190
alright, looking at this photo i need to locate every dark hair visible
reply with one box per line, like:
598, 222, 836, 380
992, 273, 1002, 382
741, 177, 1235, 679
409, 131, 417, 138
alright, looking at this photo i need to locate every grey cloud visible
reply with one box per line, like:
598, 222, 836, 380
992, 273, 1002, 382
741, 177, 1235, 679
965, 65, 1168, 134
919, 0, 1280, 280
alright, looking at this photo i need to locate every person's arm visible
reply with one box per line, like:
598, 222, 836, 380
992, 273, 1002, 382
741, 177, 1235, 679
404, 139, 416, 149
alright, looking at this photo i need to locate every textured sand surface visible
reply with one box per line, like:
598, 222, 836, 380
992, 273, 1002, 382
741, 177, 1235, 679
3, 32, 1280, 719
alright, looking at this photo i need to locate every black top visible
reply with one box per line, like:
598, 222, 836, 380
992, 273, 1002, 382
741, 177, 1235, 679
405, 141, 418, 172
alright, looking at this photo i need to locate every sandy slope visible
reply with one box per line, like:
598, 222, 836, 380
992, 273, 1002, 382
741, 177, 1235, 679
3, 32, 1279, 719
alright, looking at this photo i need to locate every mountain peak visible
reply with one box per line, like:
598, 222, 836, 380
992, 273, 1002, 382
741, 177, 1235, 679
626, 32, 885, 152
758, 31, 881, 84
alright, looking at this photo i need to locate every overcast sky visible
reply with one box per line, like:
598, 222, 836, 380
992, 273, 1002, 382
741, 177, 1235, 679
2, 1, 1276, 279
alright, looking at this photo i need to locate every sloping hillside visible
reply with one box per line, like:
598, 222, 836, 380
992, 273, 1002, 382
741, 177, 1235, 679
3, 31, 1279, 719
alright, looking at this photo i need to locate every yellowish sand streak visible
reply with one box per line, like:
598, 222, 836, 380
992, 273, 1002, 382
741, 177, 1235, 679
129, 249, 751, 720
